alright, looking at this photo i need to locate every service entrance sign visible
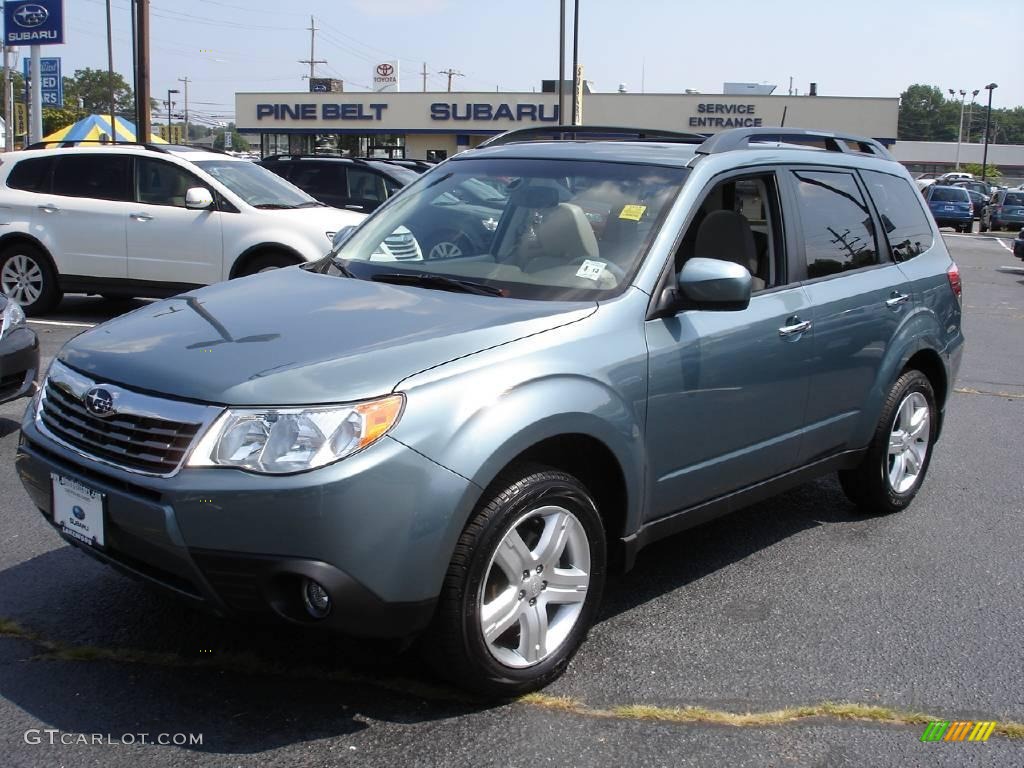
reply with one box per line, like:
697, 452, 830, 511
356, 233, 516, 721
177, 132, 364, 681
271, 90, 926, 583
4, 0, 64, 45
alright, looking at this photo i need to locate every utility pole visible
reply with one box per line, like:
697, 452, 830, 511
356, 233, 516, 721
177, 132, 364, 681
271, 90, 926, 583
948, 88, 967, 170
966, 89, 979, 143
106, 0, 117, 142
421, 62, 427, 92
981, 83, 997, 183
166, 88, 178, 138
135, 0, 152, 141
178, 76, 190, 144
558, 0, 565, 124
1, 37, 9, 151
570, 0, 579, 125
438, 68, 463, 92
298, 16, 326, 80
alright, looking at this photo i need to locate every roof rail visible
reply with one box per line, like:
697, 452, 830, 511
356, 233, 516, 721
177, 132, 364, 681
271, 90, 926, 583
695, 127, 894, 160
477, 125, 707, 149
25, 139, 172, 154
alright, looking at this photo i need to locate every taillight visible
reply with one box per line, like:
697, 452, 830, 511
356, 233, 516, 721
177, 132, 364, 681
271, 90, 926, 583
947, 262, 962, 303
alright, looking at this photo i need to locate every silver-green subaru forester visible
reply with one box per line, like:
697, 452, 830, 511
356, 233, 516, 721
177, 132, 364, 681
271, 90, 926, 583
17, 126, 963, 696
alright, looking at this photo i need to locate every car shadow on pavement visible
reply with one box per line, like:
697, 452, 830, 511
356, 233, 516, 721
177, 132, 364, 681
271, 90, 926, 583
601, 476, 864, 621
0, 477, 863, 755
0, 417, 20, 439
0, 548, 489, 756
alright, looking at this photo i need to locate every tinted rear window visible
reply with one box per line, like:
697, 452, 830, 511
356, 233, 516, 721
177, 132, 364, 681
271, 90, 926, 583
862, 170, 934, 261
930, 187, 969, 202
7, 156, 53, 192
51, 155, 131, 201
1004, 193, 1024, 206
792, 169, 879, 278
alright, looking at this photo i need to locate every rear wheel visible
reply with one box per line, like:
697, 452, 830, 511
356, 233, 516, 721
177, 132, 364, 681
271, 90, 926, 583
424, 464, 606, 697
839, 370, 937, 515
0, 243, 61, 315
238, 251, 300, 276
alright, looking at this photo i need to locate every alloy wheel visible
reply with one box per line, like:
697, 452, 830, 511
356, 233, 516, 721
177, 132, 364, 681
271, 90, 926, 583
887, 391, 930, 494
479, 505, 590, 669
1, 253, 44, 306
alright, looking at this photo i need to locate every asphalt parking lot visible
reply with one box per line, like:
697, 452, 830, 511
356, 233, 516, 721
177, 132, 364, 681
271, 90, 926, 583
1, 234, 1022, 767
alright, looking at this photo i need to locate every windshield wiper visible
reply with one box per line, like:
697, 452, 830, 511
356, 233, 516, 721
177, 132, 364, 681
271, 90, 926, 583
328, 255, 359, 278
370, 272, 504, 296
296, 201, 327, 208
253, 203, 298, 209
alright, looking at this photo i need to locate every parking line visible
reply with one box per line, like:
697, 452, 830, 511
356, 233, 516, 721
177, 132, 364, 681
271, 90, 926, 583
28, 319, 98, 329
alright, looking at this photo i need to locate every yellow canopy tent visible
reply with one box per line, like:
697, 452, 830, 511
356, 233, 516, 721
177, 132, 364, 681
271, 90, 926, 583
39, 115, 168, 146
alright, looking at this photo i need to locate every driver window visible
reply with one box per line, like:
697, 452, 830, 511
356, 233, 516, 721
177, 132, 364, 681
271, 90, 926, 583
136, 158, 208, 208
675, 175, 781, 291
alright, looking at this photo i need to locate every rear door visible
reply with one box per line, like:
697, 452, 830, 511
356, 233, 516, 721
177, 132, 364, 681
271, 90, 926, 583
784, 167, 913, 462
126, 157, 223, 286
40, 154, 132, 279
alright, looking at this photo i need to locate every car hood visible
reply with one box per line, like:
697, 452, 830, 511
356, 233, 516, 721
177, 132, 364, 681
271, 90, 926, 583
59, 267, 596, 405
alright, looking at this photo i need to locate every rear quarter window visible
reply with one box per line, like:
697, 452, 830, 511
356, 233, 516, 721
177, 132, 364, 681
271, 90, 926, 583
6, 156, 53, 192
862, 170, 934, 261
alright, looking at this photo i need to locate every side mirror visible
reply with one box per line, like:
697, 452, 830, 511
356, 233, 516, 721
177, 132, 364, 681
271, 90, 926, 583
185, 187, 214, 210
331, 225, 357, 250
677, 257, 752, 310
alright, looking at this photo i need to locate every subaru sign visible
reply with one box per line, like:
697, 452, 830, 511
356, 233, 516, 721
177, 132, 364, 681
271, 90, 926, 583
5, 0, 64, 45
22, 56, 62, 106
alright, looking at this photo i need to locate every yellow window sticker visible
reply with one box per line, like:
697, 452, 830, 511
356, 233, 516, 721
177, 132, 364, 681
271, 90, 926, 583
619, 204, 647, 221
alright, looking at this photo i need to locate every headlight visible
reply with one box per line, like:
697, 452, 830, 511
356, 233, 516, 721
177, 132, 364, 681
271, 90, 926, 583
0, 300, 25, 338
188, 394, 404, 474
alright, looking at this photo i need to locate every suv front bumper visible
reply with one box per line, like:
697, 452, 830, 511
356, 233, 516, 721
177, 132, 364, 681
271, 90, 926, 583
16, 412, 480, 638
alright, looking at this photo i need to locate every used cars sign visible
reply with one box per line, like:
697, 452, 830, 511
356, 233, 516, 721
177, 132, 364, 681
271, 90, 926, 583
4, 0, 63, 45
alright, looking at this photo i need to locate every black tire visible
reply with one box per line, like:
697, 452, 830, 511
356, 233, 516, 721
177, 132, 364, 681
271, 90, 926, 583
424, 464, 607, 697
839, 370, 937, 515
237, 251, 300, 276
0, 243, 62, 316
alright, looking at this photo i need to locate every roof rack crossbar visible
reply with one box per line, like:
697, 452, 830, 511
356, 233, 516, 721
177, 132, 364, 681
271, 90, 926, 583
695, 128, 894, 160
25, 138, 172, 154
477, 125, 707, 149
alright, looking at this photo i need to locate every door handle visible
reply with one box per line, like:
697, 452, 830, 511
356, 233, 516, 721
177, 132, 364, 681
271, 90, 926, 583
886, 291, 910, 308
37, 204, 60, 213
130, 212, 154, 221
344, 204, 366, 211
778, 319, 812, 337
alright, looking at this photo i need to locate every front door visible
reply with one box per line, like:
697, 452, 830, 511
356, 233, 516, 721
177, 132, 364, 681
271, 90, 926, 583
127, 157, 223, 286
644, 171, 814, 519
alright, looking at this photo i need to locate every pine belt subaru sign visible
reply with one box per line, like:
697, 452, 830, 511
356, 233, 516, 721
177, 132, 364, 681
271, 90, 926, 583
5, 0, 64, 45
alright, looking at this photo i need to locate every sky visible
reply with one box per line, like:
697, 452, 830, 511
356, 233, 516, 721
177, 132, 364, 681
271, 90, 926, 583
55, 0, 1024, 127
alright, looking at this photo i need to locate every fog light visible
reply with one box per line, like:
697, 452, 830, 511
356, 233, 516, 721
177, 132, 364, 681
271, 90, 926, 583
301, 577, 331, 619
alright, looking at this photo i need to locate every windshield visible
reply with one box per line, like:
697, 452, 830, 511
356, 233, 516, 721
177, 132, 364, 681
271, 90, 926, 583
195, 160, 317, 208
331, 158, 686, 301
1004, 193, 1024, 206
930, 187, 969, 202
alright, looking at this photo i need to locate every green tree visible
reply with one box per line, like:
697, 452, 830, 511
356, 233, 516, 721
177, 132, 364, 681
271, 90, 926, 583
213, 123, 246, 151
42, 106, 86, 135
898, 84, 962, 141
63, 67, 135, 114
961, 163, 1001, 180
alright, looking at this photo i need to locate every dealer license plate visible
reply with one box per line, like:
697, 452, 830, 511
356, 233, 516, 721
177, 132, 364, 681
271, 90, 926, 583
52, 474, 105, 548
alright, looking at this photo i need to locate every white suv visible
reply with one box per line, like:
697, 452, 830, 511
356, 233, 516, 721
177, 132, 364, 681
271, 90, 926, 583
0, 144, 364, 314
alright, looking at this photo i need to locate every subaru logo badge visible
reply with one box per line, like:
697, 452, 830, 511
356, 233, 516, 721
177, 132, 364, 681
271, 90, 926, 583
72, 505, 85, 521
13, 3, 49, 28
84, 387, 115, 417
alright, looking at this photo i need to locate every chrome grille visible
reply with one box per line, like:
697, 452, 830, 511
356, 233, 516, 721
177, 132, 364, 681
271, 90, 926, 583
383, 230, 421, 260
37, 361, 221, 476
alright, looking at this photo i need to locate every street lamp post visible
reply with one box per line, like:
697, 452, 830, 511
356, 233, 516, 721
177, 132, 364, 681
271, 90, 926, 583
166, 88, 178, 132
949, 88, 968, 170
966, 89, 979, 142
981, 83, 997, 183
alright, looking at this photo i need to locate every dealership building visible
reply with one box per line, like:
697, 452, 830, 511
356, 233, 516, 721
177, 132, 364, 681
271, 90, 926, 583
235, 90, 900, 160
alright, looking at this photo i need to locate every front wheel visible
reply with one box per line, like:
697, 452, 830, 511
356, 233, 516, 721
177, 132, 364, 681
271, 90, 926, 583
424, 465, 606, 697
238, 251, 300, 276
839, 370, 937, 514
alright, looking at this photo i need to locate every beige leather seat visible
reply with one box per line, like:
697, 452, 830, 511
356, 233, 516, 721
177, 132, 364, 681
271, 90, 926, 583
527, 203, 600, 273
693, 209, 765, 291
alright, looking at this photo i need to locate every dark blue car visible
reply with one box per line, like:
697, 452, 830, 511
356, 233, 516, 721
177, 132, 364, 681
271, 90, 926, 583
923, 185, 973, 233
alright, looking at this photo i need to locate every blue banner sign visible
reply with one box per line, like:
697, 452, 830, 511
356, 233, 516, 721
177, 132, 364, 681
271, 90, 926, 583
5, 0, 64, 45
23, 56, 62, 107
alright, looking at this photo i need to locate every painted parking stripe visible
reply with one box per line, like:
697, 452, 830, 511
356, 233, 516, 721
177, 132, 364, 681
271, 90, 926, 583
28, 319, 98, 329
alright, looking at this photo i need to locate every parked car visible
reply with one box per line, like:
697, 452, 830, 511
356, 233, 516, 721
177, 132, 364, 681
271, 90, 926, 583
0, 292, 38, 403
262, 154, 509, 261
938, 171, 973, 184
952, 179, 992, 199
980, 189, 1024, 232
963, 189, 987, 219
1014, 228, 1024, 259
16, 126, 963, 696
0, 144, 364, 315
922, 185, 974, 232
